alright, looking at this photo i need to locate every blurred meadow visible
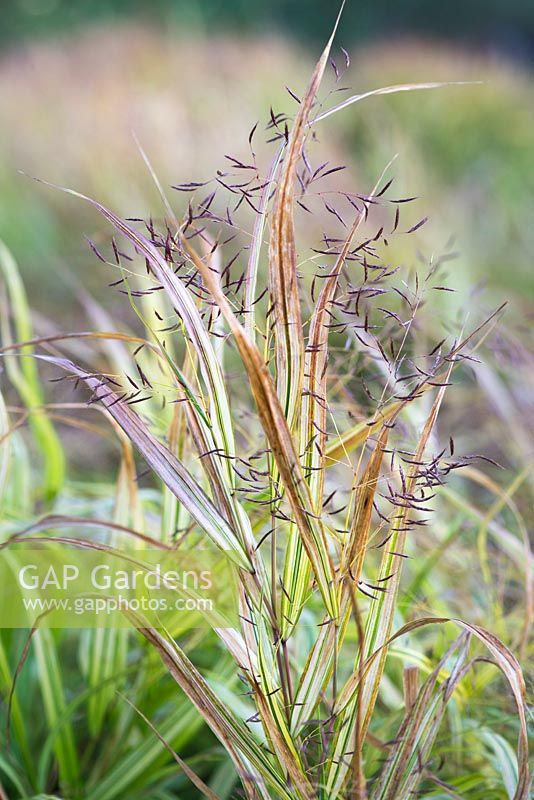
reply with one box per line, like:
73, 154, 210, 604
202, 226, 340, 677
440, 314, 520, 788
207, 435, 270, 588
0, 2, 532, 799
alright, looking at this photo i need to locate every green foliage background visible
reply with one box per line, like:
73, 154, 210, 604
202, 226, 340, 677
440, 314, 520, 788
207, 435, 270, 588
2, 0, 534, 53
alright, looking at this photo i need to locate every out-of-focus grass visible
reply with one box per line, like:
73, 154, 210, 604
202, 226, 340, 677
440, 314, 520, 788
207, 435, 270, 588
336, 40, 534, 300
0, 25, 309, 315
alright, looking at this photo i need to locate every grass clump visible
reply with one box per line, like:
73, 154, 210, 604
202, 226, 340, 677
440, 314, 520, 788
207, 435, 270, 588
0, 15, 531, 800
